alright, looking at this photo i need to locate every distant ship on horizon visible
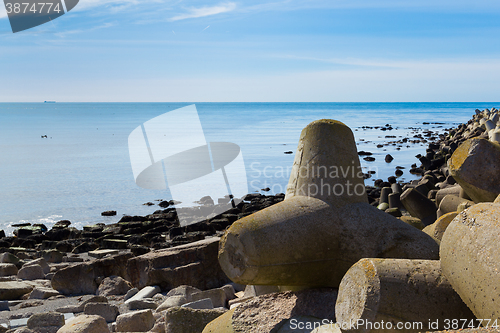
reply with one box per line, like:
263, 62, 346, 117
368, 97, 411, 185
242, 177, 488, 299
44, 101, 56, 103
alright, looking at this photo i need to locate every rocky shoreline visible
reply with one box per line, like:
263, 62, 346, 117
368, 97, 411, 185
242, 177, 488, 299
0, 108, 499, 332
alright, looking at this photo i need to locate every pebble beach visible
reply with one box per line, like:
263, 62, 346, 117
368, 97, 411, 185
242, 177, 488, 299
1, 107, 500, 333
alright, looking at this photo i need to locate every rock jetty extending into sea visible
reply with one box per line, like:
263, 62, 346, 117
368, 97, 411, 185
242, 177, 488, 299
0, 108, 499, 332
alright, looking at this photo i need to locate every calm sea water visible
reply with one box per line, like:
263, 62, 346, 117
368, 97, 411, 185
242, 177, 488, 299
0, 102, 496, 235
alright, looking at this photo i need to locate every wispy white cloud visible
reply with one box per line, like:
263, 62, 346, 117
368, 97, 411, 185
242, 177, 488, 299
169, 2, 236, 21
54, 22, 115, 38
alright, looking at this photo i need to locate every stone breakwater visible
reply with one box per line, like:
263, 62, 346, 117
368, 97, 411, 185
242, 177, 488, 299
0, 108, 499, 332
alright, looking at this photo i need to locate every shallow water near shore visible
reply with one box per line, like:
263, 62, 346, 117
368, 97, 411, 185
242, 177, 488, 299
0, 102, 497, 235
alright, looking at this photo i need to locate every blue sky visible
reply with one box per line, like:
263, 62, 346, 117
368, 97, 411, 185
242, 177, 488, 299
1, 0, 500, 102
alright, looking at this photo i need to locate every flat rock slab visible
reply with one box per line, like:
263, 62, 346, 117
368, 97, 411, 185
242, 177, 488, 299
0, 281, 33, 300
127, 237, 230, 291
88, 250, 119, 259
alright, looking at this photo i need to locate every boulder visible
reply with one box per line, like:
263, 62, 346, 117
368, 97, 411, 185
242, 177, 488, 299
84, 302, 119, 322
27, 312, 64, 333
127, 238, 230, 291
0, 252, 20, 265
23, 258, 50, 275
164, 306, 226, 333
336, 258, 474, 332
29, 287, 60, 299
441, 203, 500, 321
115, 309, 155, 332
56, 315, 109, 333
51, 253, 132, 295
191, 287, 228, 308
0, 281, 33, 300
0, 263, 18, 277
202, 288, 337, 333
157, 295, 189, 313
448, 138, 500, 202
96, 276, 132, 296
18, 264, 45, 280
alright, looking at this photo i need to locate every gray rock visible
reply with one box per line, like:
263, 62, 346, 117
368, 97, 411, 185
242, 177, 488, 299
28, 287, 60, 300
127, 238, 230, 291
84, 302, 119, 323
191, 288, 227, 308
17, 265, 44, 281
51, 253, 132, 295
164, 306, 226, 333
96, 276, 132, 296
0, 281, 33, 300
0, 264, 18, 277
56, 315, 110, 333
156, 295, 189, 313
124, 287, 138, 301
26, 312, 64, 333
181, 298, 213, 310
42, 250, 63, 264
127, 299, 158, 311
115, 309, 155, 332
124, 285, 161, 305
22, 258, 50, 275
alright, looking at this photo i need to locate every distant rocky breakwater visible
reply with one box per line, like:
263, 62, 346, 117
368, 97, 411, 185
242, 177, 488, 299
0, 108, 499, 332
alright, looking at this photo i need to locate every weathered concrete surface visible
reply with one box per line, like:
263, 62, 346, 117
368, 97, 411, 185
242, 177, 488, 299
336, 258, 475, 333
285, 119, 368, 208
202, 289, 337, 333
438, 195, 474, 216
441, 203, 500, 321
448, 138, 500, 202
219, 196, 439, 287
127, 237, 230, 291
400, 188, 437, 226
423, 211, 459, 242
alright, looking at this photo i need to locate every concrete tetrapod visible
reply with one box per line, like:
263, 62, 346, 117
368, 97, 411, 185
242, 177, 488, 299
284, 119, 368, 208
218, 120, 439, 287
335, 258, 475, 333
440, 203, 500, 321
219, 196, 439, 287
448, 138, 500, 202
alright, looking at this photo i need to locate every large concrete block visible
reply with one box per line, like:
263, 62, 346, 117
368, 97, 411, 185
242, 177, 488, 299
219, 196, 439, 287
285, 119, 368, 208
336, 258, 475, 332
400, 188, 437, 226
219, 120, 438, 287
448, 138, 500, 202
441, 203, 500, 320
